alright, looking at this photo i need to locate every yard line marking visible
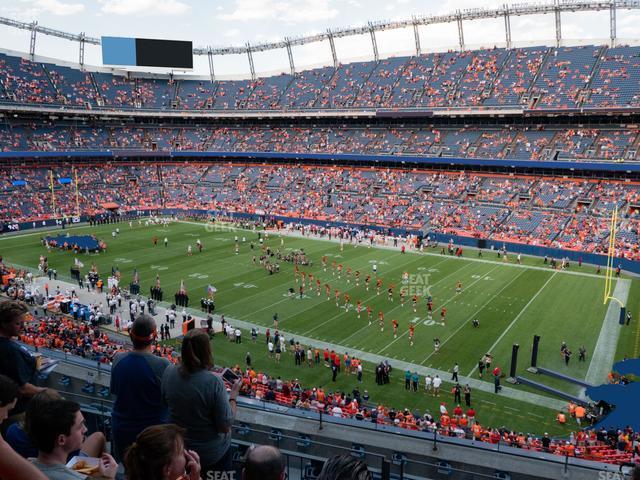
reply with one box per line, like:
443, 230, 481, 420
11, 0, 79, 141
377, 264, 502, 355
467, 271, 558, 377
420, 268, 528, 365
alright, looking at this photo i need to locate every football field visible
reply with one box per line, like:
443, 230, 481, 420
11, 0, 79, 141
2, 219, 638, 434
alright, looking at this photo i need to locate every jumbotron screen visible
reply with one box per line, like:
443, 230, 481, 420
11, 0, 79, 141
101, 36, 193, 69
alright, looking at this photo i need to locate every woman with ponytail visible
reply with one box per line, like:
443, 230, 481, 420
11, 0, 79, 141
124, 424, 200, 480
161, 329, 241, 478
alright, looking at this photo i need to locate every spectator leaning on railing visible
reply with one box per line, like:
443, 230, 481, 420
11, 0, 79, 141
161, 329, 242, 478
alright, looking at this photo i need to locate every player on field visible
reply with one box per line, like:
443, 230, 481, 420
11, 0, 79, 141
301, 271, 307, 287
235, 243, 239, 255
152, 236, 158, 246
299, 285, 304, 299
376, 278, 383, 295
337, 264, 343, 279
392, 319, 399, 338
344, 293, 350, 311
346, 267, 352, 284
197, 239, 203, 253
308, 273, 314, 287
427, 296, 433, 313
365, 275, 371, 291
378, 311, 384, 332
413, 294, 419, 313
409, 324, 415, 346
335, 289, 340, 307
164, 237, 168, 247
325, 283, 331, 300
322, 255, 328, 272
356, 300, 362, 319
387, 284, 394, 302
400, 288, 406, 307
355, 270, 360, 287
456, 281, 462, 294
187, 245, 193, 256
316, 279, 321, 296
433, 337, 441, 354
367, 305, 373, 325
441, 306, 447, 324
332, 261, 337, 276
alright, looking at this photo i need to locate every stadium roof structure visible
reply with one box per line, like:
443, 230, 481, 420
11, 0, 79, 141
1, 0, 640, 80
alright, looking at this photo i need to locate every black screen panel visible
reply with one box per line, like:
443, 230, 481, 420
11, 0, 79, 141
135, 38, 193, 69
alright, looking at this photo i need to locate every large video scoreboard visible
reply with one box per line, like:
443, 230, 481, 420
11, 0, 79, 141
102, 36, 193, 69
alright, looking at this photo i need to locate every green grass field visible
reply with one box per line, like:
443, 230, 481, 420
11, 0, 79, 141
2, 219, 638, 436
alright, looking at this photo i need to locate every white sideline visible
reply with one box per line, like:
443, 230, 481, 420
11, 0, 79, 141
467, 272, 558, 377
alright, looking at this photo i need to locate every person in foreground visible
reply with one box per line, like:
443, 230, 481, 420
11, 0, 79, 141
111, 314, 171, 461
162, 329, 242, 477
0, 374, 47, 480
0, 300, 47, 417
6, 390, 106, 460
124, 424, 201, 480
317, 454, 372, 480
242, 445, 285, 480
27, 397, 118, 479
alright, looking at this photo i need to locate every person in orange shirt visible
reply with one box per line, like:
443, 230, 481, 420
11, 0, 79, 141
556, 411, 567, 424
574, 405, 585, 426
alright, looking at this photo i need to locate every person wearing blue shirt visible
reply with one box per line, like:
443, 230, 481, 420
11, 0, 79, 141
110, 315, 170, 462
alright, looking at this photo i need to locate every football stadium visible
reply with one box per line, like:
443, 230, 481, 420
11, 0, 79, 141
1, 1, 640, 479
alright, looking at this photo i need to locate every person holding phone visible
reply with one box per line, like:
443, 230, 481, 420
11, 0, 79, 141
162, 330, 241, 478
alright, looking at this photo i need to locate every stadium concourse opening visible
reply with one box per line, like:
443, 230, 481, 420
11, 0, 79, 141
2, 2, 640, 478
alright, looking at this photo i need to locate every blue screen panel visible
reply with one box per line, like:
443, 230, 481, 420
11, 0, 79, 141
101, 36, 137, 66
58, 178, 72, 184
12, 180, 26, 186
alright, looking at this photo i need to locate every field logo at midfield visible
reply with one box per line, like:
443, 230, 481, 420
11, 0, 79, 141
401, 272, 432, 298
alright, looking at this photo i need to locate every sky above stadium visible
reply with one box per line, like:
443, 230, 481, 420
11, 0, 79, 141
2, 0, 640, 78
